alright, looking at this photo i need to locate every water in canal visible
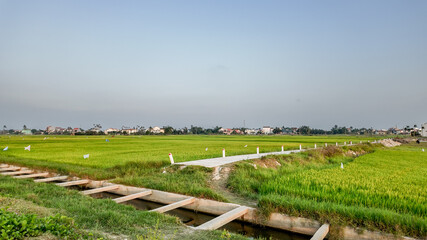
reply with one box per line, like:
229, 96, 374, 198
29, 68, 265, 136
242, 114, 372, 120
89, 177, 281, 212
91, 192, 310, 240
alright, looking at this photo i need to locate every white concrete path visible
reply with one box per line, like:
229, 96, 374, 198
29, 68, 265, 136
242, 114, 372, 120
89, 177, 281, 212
178, 149, 302, 168
177, 141, 368, 168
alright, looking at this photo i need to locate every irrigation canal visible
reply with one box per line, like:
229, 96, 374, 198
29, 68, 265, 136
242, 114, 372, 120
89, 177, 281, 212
0, 163, 327, 240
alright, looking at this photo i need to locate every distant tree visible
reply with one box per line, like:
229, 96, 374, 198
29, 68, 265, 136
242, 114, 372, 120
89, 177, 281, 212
297, 126, 311, 135
182, 127, 188, 134
163, 126, 174, 135
2, 125, 6, 134
23, 125, 27, 130
273, 127, 282, 134
31, 129, 37, 134
213, 126, 222, 134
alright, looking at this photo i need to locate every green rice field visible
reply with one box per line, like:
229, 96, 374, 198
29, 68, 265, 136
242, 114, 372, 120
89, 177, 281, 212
228, 143, 427, 237
0, 135, 381, 168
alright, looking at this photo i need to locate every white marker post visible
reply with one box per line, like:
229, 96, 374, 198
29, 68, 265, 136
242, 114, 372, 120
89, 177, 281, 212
281, 145, 284, 152
325, 143, 328, 147
360, 141, 362, 144
169, 153, 174, 164
350, 141, 352, 145
299, 144, 302, 150
344, 142, 346, 145
222, 149, 225, 158
336, 142, 338, 146
257, 146, 259, 154
314, 144, 317, 149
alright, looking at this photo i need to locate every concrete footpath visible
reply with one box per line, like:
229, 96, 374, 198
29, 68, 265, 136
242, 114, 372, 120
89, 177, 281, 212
178, 149, 302, 168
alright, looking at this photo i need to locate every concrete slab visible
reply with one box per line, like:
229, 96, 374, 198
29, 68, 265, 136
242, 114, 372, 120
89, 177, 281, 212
0, 167, 21, 172
1, 170, 33, 176
113, 190, 152, 203
311, 224, 329, 240
14, 172, 49, 179
195, 206, 249, 230
34, 176, 68, 183
81, 185, 119, 195
56, 179, 90, 187
150, 197, 195, 213
178, 150, 301, 168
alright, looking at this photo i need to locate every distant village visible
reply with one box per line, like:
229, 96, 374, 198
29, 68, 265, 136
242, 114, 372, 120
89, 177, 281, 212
2, 123, 427, 137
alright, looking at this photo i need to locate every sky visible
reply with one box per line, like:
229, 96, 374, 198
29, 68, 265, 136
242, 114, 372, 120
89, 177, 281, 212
1, 0, 426, 130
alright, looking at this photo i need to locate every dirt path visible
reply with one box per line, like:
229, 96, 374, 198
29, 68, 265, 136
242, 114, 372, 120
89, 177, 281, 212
209, 166, 258, 208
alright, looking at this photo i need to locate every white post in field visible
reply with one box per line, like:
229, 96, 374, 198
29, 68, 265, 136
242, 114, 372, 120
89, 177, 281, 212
325, 143, 327, 147
336, 142, 338, 146
281, 145, 284, 152
360, 141, 362, 144
350, 141, 352, 145
169, 153, 174, 164
222, 149, 225, 158
299, 144, 302, 150
257, 146, 259, 154
314, 144, 317, 149
344, 142, 346, 145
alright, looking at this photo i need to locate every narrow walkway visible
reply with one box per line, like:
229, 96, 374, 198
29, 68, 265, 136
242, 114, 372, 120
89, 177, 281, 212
178, 149, 301, 168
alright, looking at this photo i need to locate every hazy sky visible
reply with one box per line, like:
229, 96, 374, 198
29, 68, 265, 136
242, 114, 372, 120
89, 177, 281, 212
1, 0, 426, 130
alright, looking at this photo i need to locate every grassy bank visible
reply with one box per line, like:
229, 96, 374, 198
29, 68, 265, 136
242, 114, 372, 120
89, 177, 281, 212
227, 143, 427, 238
0, 175, 246, 240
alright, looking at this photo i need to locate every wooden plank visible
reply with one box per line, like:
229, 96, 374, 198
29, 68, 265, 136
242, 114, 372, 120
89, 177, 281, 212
56, 179, 90, 187
311, 224, 330, 240
113, 190, 152, 203
1, 170, 33, 176
195, 206, 249, 230
34, 176, 68, 183
81, 185, 119, 195
0, 164, 9, 168
0, 167, 20, 172
14, 172, 49, 179
150, 197, 195, 213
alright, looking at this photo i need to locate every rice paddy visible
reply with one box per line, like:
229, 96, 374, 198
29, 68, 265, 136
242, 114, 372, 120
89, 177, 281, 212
0, 135, 381, 168
228, 143, 427, 237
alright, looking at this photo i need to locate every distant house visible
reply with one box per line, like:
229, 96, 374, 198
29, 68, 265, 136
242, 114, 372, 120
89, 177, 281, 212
88, 127, 102, 133
46, 126, 55, 134
422, 123, 427, 137
220, 128, 233, 135
245, 129, 258, 135
122, 128, 138, 135
262, 126, 273, 134
150, 126, 164, 134
104, 128, 119, 134
375, 129, 388, 135
22, 129, 32, 135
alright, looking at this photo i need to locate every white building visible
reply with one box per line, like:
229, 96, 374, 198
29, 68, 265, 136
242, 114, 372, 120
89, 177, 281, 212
245, 129, 258, 135
104, 128, 119, 134
122, 128, 138, 135
262, 126, 273, 134
150, 126, 164, 134
422, 123, 427, 137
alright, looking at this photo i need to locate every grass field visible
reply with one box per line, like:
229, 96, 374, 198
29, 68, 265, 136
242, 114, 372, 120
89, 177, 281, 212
0, 135, 381, 168
228, 143, 427, 238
